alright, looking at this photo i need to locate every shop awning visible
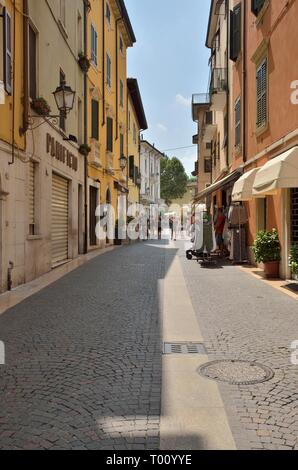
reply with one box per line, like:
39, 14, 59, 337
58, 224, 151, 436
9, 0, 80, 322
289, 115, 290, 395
194, 169, 242, 202
253, 147, 298, 196
232, 168, 260, 202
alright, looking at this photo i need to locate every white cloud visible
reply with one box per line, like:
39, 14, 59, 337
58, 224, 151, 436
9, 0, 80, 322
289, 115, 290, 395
176, 94, 191, 107
157, 123, 168, 133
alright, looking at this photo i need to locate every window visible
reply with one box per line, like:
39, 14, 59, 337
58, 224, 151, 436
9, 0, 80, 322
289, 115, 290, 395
230, 3, 241, 62
133, 123, 136, 144
120, 36, 124, 54
91, 99, 99, 140
59, 69, 66, 131
106, 2, 111, 23
120, 133, 124, 156
128, 111, 131, 130
120, 80, 124, 108
29, 24, 37, 100
60, 0, 66, 27
235, 97, 241, 147
3, 8, 12, 94
77, 12, 83, 54
256, 58, 268, 129
204, 158, 212, 174
129, 155, 135, 179
251, 0, 266, 16
107, 117, 113, 152
91, 25, 98, 66
106, 54, 111, 87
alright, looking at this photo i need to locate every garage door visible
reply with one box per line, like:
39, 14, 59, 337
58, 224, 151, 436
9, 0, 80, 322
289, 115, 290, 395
52, 173, 69, 265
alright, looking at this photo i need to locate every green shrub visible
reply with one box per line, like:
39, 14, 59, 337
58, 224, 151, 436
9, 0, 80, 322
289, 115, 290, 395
289, 244, 298, 275
253, 229, 281, 264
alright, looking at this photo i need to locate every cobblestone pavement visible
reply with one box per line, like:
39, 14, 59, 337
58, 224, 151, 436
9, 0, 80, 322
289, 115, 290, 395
180, 242, 298, 450
0, 241, 175, 450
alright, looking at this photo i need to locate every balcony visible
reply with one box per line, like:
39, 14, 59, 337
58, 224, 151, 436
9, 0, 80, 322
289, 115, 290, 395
192, 93, 211, 122
192, 134, 199, 145
201, 111, 217, 143
88, 139, 102, 169
209, 68, 227, 111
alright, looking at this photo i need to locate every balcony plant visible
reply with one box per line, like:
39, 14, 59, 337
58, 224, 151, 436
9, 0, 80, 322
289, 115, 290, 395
31, 97, 51, 116
253, 229, 281, 279
79, 144, 91, 156
78, 52, 91, 73
289, 244, 298, 281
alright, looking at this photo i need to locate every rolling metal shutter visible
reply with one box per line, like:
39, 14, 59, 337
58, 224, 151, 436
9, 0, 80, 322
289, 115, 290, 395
52, 173, 69, 265
29, 161, 35, 229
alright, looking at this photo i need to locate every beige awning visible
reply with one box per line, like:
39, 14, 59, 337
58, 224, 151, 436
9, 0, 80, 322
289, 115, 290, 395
253, 146, 298, 196
232, 168, 260, 202
194, 170, 242, 203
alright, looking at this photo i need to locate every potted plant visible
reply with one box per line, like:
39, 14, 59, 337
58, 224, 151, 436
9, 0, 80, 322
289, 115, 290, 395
79, 144, 91, 156
78, 52, 91, 73
253, 229, 281, 279
289, 244, 298, 281
31, 97, 51, 116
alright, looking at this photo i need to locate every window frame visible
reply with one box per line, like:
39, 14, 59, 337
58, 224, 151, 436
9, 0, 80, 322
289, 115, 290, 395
256, 57, 268, 131
106, 53, 112, 88
91, 24, 98, 66
235, 96, 241, 148
3, 7, 12, 95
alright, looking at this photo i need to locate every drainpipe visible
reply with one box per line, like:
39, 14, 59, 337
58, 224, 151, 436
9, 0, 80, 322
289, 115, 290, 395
115, 17, 121, 141
9, 0, 16, 165
226, 0, 230, 169
242, 0, 247, 162
83, 0, 88, 254
101, 0, 105, 126
22, 0, 29, 136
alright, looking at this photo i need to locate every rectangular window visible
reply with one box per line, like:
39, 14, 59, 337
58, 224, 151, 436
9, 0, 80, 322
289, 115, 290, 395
256, 58, 268, 129
204, 158, 212, 174
3, 8, 12, 95
29, 24, 37, 100
59, 69, 66, 131
129, 155, 135, 180
120, 80, 124, 108
106, 54, 111, 87
107, 117, 113, 152
235, 97, 241, 147
91, 24, 98, 66
133, 123, 136, 144
120, 36, 123, 54
230, 4, 241, 62
91, 99, 99, 140
29, 161, 37, 235
251, 0, 266, 16
120, 133, 124, 156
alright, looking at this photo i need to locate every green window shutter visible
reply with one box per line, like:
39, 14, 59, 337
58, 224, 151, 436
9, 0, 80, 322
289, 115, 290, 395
129, 156, 134, 179
256, 59, 267, 128
230, 4, 241, 62
107, 117, 113, 152
91, 100, 99, 140
235, 97, 241, 147
252, 0, 266, 16
3, 8, 12, 95
120, 133, 124, 156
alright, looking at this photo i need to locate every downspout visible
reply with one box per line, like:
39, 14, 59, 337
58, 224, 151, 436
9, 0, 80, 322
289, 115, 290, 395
22, 0, 29, 135
101, 0, 105, 126
115, 17, 121, 141
226, 0, 230, 169
9, 0, 16, 165
242, 0, 247, 162
83, 0, 88, 254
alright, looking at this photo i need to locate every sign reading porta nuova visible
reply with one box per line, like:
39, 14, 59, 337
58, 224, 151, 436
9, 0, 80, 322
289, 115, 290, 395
46, 133, 78, 172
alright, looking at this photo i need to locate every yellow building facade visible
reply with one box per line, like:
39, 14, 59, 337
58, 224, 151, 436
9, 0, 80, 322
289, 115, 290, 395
87, 0, 136, 247
127, 78, 148, 205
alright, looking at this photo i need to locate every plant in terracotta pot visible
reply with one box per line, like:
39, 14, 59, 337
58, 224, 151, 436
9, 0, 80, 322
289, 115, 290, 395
78, 52, 91, 73
253, 229, 281, 279
289, 244, 298, 281
31, 97, 51, 116
79, 144, 91, 156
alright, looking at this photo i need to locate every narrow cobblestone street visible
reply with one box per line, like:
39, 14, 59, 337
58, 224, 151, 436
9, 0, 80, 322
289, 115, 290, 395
0, 241, 297, 450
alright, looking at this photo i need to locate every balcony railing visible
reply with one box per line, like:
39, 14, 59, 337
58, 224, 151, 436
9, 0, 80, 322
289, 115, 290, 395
192, 93, 211, 106
210, 68, 227, 94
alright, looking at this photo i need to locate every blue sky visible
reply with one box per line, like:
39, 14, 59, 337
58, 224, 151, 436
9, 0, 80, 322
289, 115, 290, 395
125, 0, 211, 175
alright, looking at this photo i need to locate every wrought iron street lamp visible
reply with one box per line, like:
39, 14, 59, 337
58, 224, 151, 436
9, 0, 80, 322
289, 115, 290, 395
53, 80, 76, 117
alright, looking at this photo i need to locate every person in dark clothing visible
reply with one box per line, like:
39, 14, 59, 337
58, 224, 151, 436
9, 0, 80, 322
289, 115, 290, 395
215, 207, 226, 255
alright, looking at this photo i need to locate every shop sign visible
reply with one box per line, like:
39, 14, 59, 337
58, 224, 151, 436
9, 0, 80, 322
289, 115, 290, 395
46, 133, 78, 171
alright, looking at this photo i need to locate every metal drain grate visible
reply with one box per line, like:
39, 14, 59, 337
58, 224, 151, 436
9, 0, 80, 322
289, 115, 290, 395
164, 342, 206, 355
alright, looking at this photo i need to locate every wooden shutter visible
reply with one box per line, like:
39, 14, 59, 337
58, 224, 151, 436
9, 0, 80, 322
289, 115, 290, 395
129, 155, 135, 179
91, 25, 97, 65
107, 117, 113, 151
52, 174, 69, 265
230, 4, 241, 62
235, 97, 241, 146
256, 59, 267, 128
29, 25, 37, 100
106, 54, 111, 87
3, 8, 12, 95
120, 133, 124, 156
91, 99, 99, 140
29, 162, 35, 234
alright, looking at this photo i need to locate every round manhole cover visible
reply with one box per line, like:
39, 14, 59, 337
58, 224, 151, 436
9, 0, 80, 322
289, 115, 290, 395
198, 360, 274, 385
